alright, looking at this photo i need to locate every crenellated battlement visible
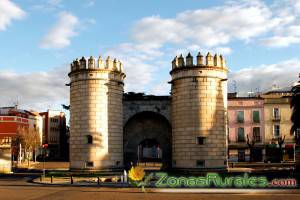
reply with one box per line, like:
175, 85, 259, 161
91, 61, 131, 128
170, 51, 228, 169
70, 55, 124, 73
171, 52, 227, 70
68, 54, 125, 170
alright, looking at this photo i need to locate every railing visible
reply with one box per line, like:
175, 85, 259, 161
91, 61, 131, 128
236, 119, 244, 123
252, 119, 260, 123
272, 116, 281, 121
237, 139, 246, 143
254, 137, 261, 142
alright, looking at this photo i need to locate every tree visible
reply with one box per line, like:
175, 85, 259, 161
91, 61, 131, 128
291, 78, 300, 144
291, 74, 300, 170
277, 135, 286, 162
14, 127, 41, 167
61, 104, 70, 110
246, 134, 255, 162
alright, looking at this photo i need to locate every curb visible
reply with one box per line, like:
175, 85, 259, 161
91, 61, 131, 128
30, 178, 300, 193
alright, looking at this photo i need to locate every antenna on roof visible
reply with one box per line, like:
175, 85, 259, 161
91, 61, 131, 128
248, 91, 254, 97
255, 87, 260, 93
272, 84, 280, 90
233, 80, 237, 93
12, 96, 19, 108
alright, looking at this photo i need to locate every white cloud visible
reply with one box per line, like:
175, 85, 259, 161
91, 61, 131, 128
0, 66, 69, 111
132, 17, 187, 46
285, 25, 300, 36
31, 0, 63, 11
260, 0, 300, 47
40, 11, 79, 49
131, 1, 283, 48
106, 43, 162, 92
0, 0, 26, 31
229, 59, 300, 95
46, 0, 62, 7
115, 0, 300, 95
150, 79, 171, 95
213, 47, 232, 55
261, 36, 300, 47
83, 0, 95, 7
277, 0, 300, 15
131, 0, 300, 49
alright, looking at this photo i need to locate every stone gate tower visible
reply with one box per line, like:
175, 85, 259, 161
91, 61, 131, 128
68, 55, 125, 170
170, 52, 228, 169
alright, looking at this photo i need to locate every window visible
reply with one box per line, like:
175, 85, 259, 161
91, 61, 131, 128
252, 110, 260, 123
297, 128, 300, 137
273, 108, 280, 120
1, 137, 11, 145
86, 135, 93, 144
196, 137, 205, 145
196, 160, 205, 167
238, 150, 245, 162
237, 127, 245, 142
237, 111, 244, 123
86, 162, 94, 167
273, 125, 280, 137
253, 127, 261, 142
172, 160, 176, 166
296, 129, 300, 145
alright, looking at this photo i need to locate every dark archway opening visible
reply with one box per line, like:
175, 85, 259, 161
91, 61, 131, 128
138, 138, 162, 162
123, 111, 172, 170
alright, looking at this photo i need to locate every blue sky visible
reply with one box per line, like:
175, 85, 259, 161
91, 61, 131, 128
0, 0, 300, 111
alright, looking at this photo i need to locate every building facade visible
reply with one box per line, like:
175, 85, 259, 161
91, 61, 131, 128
0, 107, 38, 172
40, 110, 67, 159
0, 107, 67, 173
68, 52, 229, 170
0, 107, 30, 173
228, 96, 265, 162
28, 112, 43, 145
261, 88, 295, 162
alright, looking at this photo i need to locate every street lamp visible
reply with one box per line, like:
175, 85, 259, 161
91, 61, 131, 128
42, 143, 48, 178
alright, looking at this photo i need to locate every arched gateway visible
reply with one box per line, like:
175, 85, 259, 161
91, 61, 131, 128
123, 111, 172, 169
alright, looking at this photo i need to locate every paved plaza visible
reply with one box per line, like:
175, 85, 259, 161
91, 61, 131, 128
0, 175, 300, 200
0, 185, 300, 200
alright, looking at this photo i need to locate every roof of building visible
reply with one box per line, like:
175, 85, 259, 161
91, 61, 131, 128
123, 92, 170, 101
263, 86, 292, 95
228, 96, 263, 100
227, 92, 263, 100
0, 106, 28, 116
0, 106, 44, 117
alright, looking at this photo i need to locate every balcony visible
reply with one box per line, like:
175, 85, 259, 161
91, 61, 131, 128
228, 140, 248, 149
254, 137, 261, 143
237, 138, 246, 143
272, 116, 281, 122
236, 119, 244, 124
252, 118, 260, 124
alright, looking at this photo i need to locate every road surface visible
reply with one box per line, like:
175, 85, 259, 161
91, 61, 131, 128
0, 175, 300, 200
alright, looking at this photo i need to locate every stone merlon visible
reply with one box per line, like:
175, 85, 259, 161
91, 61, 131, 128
171, 52, 227, 70
70, 55, 124, 73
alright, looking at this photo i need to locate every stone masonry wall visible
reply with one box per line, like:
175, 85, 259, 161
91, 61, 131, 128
171, 52, 228, 169
69, 56, 125, 170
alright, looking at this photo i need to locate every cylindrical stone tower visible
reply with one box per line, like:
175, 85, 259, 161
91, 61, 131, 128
170, 52, 228, 169
68, 55, 125, 170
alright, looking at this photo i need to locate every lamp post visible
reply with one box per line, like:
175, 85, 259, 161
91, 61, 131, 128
42, 144, 48, 178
